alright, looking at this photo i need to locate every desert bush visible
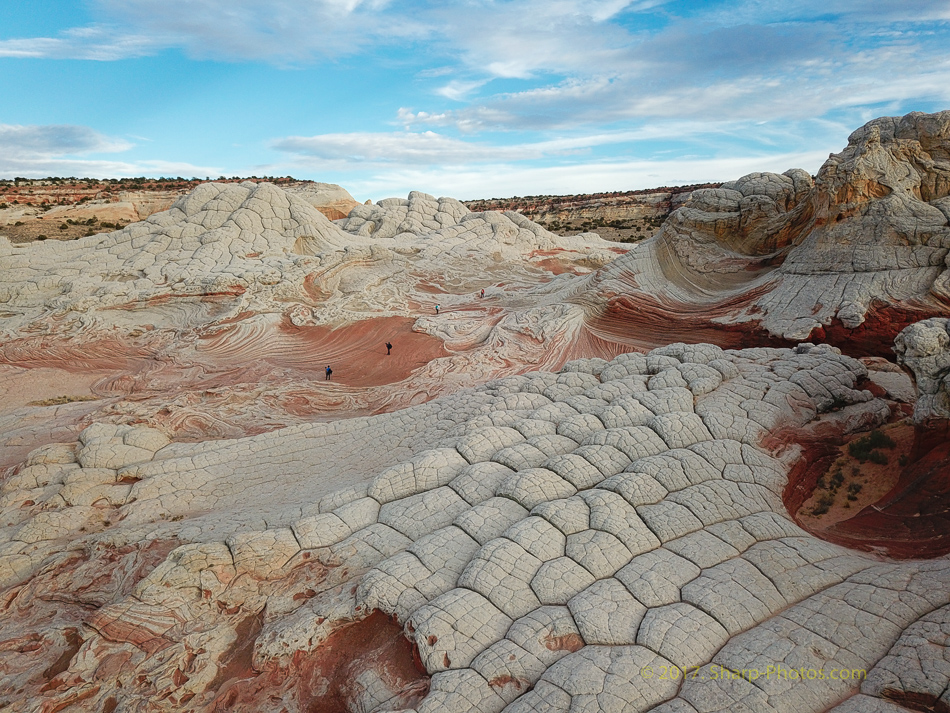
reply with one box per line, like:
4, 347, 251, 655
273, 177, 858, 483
868, 450, 888, 465
849, 430, 895, 461
812, 493, 835, 515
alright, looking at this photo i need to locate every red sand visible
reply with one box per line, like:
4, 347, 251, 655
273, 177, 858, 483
783, 419, 950, 559
199, 315, 451, 388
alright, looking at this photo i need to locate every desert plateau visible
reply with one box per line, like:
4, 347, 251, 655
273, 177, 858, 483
0, 109, 950, 713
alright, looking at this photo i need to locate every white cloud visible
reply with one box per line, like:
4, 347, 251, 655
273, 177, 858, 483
0, 124, 132, 158
273, 131, 538, 164
0, 157, 221, 180
0, 26, 159, 60
0, 124, 219, 179
273, 124, 782, 166
0, 0, 423, 63
436, 79, 490, 102
322, 150, 832, 202
268, 124, 842, 200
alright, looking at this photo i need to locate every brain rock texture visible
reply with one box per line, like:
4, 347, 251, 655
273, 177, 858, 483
2, 340, 948, 713
2, 112, 950, 713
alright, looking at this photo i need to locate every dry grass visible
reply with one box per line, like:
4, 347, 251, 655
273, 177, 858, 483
28, 395, 99, 406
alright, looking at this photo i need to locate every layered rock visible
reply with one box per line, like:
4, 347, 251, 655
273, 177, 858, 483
895, 317, 950, 422
2, 114, 950, 711
0, 181, 622, 451
0, 179, 359, 243
464, 185, 718, 243
2, 340, 949, 712
284, 181, 361, 220
583, 111, 950, 354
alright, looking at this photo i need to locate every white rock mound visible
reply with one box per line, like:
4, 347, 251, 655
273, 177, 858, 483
4, 336, 948, 713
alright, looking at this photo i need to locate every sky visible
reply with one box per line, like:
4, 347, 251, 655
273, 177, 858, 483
1, 1, 949, 201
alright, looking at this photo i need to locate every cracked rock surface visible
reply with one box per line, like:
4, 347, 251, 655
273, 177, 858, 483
2, 340, 948, 712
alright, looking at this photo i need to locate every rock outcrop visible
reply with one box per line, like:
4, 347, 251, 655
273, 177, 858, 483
0, 178, 359, 243
284, 181, 361, 220
2, 112, 950, 713
464, 184, 719, 243
895, 317, 950, 422
2, 339, 950, 712
584, 111, 950, 354
0, 181, 621, 450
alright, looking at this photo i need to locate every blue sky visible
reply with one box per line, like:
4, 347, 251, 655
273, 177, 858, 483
1, 0, 949, 201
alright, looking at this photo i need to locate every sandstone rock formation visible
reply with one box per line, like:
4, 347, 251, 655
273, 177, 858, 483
2, 340, 949, 712
284, 181, 361, 220
895, 317, 950, 422
2, 112, 950, 712
465, 184, 718, 243
0, 179, 359, 243
583, 111, 950, 355
0, 180, 622, 458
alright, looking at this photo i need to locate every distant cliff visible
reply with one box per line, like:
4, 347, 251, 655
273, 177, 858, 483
464, 183, 721, 242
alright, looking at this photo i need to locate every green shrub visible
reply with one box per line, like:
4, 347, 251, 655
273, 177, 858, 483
867, 430, 896, 449
868, 450, 888, 465
830, 470, 844, 490
849, 430, 896, 461
812, 494, 835, 515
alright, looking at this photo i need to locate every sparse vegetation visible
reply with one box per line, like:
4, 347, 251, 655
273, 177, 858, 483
27, 395, 98, 406
812, 493, 835, 515
848, 429, 895, 463
847, 482, 863, 501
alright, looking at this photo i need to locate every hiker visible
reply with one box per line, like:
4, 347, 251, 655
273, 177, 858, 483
385, 341, 392, 355
480, 288, 485, 298
325, 365, 332, 381
435, 304, 440, 314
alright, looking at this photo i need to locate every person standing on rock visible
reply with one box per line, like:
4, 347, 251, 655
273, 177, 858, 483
435, 304, 440, 314
325, 365, 332, 381
480, 288, 485, 298
385, 341, 392, 355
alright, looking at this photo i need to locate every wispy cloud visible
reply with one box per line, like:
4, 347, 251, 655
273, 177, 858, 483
0, 157, 222, 179
310, 150, 833, 202
268, 122, 845, 201
273, 124, 747, 165
0, 124, 132, 157
0, 0, 423, 63
0, 124, 218, 178
0, 26, 157, 60
1, 0, 947, 197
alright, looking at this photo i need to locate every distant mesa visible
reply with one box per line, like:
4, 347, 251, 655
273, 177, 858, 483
0, 177, 358, 243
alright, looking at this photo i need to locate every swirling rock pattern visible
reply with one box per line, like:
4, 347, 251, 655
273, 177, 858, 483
584, 110, 950, 353
2, 340, 949, 712
0, 182, 623, 453
2, 112, 950, 456
2, 113, 950, 712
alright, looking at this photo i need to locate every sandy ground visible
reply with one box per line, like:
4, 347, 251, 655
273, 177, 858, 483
797, 420, 915, 530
